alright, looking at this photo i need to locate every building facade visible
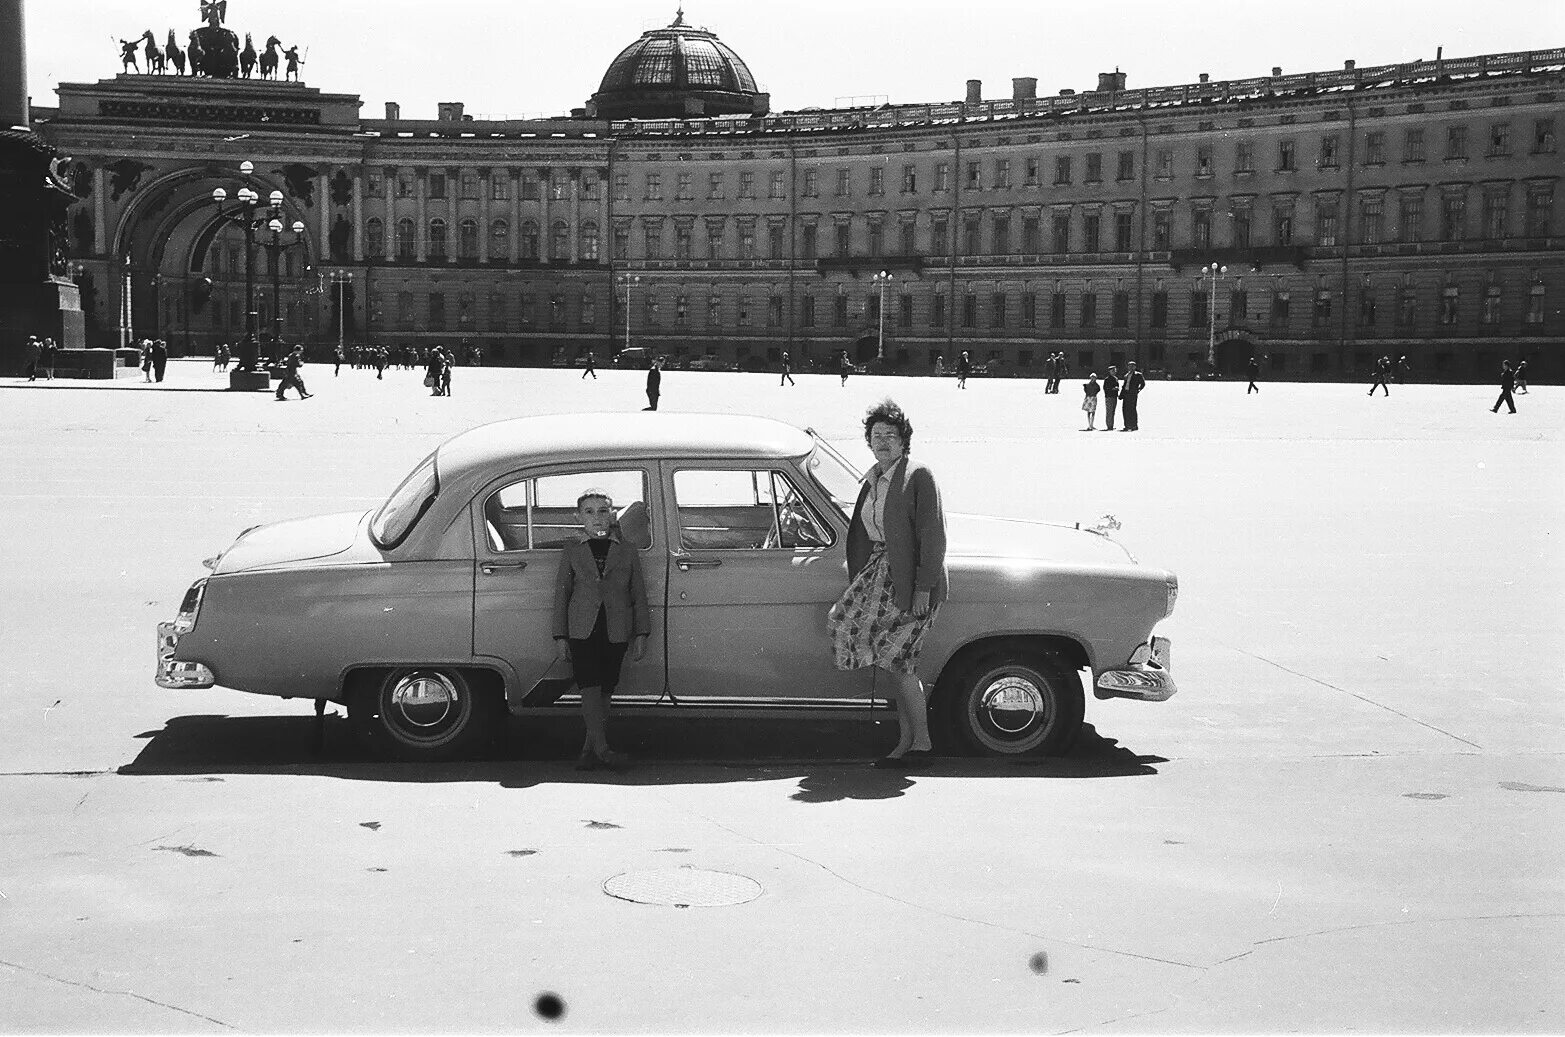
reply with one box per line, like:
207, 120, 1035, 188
34, 28, 1564, 380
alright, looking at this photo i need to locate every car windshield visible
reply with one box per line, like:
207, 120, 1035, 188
369, 452, 438, 549
803, 430, 864, 517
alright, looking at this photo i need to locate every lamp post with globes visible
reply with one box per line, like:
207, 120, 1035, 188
1201, 262, 1227, 374
616, 273, 640, 355
260, 216, 308, 366
209, 161, 302, 373
872, 269, 893, 361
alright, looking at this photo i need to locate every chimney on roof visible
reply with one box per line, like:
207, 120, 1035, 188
1096, 70, 1126, 92
437, 101, 465, 122
966, 79, 982, 104
385, 101, 401, 120
1344, 59, 1356, 71
1199, 73, 1210, 84
1272, 66, 1283, 77
1012, 77, 1037, 101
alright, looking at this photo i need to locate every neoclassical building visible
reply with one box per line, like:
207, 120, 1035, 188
33, 16, 1564, 379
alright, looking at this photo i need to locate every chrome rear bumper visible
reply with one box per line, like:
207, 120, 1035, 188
156, 622, 216, 689
1094, 636, 1176, 701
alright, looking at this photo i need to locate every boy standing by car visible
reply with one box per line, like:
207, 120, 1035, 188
553, 490, 649, 770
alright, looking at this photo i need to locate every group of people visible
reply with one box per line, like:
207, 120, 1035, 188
1366, 355, 1413, 395
20, 336, 58, 381
138, 339, 169, 382
1077, 363, 1146, 431
1493, 358, 1530, 414
425, 345, 457, 396
562, 398, 946, 772
1041, 352, 1072, 394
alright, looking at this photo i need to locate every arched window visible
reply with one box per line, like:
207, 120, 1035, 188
580, 221, 600, 262
366, 217, 385, 258
428, 218, 447, 260
520, 220, 539, 260
489, 218, 509, 259
551, 220, 570, 261
396, 218, 415, 260
459, 218, 479, 260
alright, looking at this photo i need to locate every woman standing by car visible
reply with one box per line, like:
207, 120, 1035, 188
827, 399, 949, 769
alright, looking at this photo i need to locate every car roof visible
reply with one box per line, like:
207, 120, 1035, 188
436, 412, 817, 476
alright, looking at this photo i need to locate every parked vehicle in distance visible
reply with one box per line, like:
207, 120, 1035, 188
157, 414, 1177, 762
685, 356, 724, 371
610, 346, 653, 369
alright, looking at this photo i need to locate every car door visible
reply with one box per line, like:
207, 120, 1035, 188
471, 464, 666, 704
662, 462, 872, 702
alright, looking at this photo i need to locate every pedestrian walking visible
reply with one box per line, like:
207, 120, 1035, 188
22, 336, 41, 381
375, 346, 388, 381
39, 337, 56, 380
150, 339, 168, 383
957, 351, 971, 389
1514, 358, 1529, 394
214, 343, 230, 372
553, 487, 650, 772
1055, 353, 1070, 393
1246, 355, 1261, 394
1395, 355, 1411, 385
425, 350, 444, 396
1492, 360, 1517, 414
645, 356, 662, 411
581, 350, 598, 380
780, 351, 796, 387
439, 346, 453, 396
140, 340, 153, 382
826, 398, 948, 771
839, 351, 852, 387
933, 353, 945, 377
1368, 356, 1391, 396
1041, 352, 1056, 393
1120, 361, 1146, 431
1101, 365, 1120, 431
334, 345, 344, 376
1082, 373, 1101, 430
274, 345, 312, 400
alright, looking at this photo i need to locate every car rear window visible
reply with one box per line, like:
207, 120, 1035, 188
370, 453, 438, 549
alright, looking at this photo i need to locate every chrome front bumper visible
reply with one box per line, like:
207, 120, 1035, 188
156, 622, 216, 689
1094, 636, 1176, 701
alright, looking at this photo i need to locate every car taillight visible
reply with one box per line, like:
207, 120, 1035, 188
1165, 574, 1179, 618
174, 578, 207, 634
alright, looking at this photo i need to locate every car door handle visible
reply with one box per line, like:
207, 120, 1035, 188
677, 558, 722, 571
480, 561, 527, 575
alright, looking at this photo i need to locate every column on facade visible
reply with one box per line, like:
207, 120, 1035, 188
316, 171, 330, 257
538, 166, 552, 264
415, 168, 427, 262
479, 167, 492, 264
93, 166, 107, 254
383, 166, 396, 260
351, 166, 364, 261
448, 166, 462, 261
568, 167, 580, 263
508, 167, 522, 263
595, 166, 611, 262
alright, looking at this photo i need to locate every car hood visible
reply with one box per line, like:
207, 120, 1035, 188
211, 510, 372, 574
947, 513, 1136, 566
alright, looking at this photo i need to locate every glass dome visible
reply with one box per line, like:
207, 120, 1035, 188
589, 12, 768, 120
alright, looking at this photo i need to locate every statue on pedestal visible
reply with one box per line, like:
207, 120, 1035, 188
190, 0, 239, 78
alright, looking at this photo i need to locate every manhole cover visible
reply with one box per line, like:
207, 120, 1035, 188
603, 867, 763, 907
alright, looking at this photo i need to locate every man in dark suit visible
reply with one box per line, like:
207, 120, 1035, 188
1101, 365, 1120, 431
1492, 360, 1517, 414
1120, 361, 1146, 431
1247, 355, 1261, 394
644, 357, 661, 411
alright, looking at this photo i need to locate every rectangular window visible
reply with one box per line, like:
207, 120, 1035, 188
1112, 290, 1130, 327
641, 294, 657, 327
1050, 291, 1066, 328
1488, 122, 1512, 157
490, 175, 509, 201
675, 224, 693, 260
801, 295, 815, 327
1316, 201, 1339, 247
1197, 146, 1214, 177
1114, 212, 1133, 252
902, 164, 918, 193
770, 171, 786, 199
1230, 288, 1248, 323
990, 292, 1006, 327
613, 225, 629, 261
428, 291, 446, 330
1483, 192, 1507, 238
707, 224, 724, 259
676, 172, 693, 200
833, 293, 848, 327
671, 470, 830, 552
1274, 208, 1293, 246
1400, 195, 1424, 241
1360, 196, 1384, 244
836, 168, 851, 196
769, 223, 786, 259
1525, 186, 1553, 236
1446, 125, 1468, 160
1054, 156, 1072, 185
966, 161, 982, 190
674, 294, 688, 324
1442, 195, 1466, 240
899, 294, 913, 329
868, 222, 884, 257
1024, 158, 1039, 187
1440, 285, 1459, 325
1319, 134, 1339, 169
1085, 153, 1102, 183
708, 293, 721, 326
1404, 128, 1426, 162
1022, 292, 1037, 328
460, 173, 479, 199
963, 216, 981, 255
801, 224, 817, 259
961, 293, 977, 327
802, 170, 818, 197
644, 225, 662, 260
1313, 289, 1333, 327
1023, 216, 1041, 253
1190, 290, 1208, 327
1156, 149, 1173, 178
932, 218, 949, 254
582, 173, 600, 200
427, 172, 446, 198
1278, 140, 1296, 171
1052, 213, 1070, 254
1364, 131, 1386, 165
869, 167, 884, 196
994, 159, 1011, 188
644, 173, 662, 200
935, 162, 950, 192
835, 222, 851, 257
1397, 287, 1416, 328
739, 171, 756, 199
487, 470, 649, 553
900, 221, 916, 256
1234, 208, 1253, 248
365, 172, 385, 197
1482, 285, 1501, 325
610, 173, 627, 202
740, 223, 756, 258
992, 214, 1011, 254
1116, 151, 1134, 181
1358, 287, 1377, 327
1534, 118, 1557, 155
1151, 290, 1168, 328
1526, 284, 1545, 324
1193, 208, 1211, 250
397, 171, 415, 197
1235, 141, 1254, 173
1271, 290, 1291, 326
580, 294, 595, 328
709, 172, 725, 199
1152, 210, 1171, 250
931, 293, 946, 327
1083, 213, 1101, 252
768, 295, 784, 327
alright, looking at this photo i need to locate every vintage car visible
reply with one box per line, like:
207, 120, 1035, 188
157, 414, 1177, 761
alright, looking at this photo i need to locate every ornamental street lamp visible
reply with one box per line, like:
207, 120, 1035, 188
261, 215, 308, 365
322, 269, 353, 355
617, 273, 640, 353
1201, 262, 1227, 372
210, 161, 302, 372
872, 269, 893, 361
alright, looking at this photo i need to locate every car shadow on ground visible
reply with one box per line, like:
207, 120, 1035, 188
118, 713, 1165, 800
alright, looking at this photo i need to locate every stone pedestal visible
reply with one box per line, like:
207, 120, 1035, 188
228, 369, 271, 391
0, 130, 85, 375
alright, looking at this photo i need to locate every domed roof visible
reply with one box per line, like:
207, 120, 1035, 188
588, 10, 769, 120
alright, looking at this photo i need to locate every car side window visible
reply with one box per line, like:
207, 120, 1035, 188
673, 469, 833, 551
484, 469, 650, 552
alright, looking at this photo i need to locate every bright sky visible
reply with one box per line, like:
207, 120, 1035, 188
22, 0, 1565, 121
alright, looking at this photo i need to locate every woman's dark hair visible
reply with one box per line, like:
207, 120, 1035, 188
863, 398, 914, 451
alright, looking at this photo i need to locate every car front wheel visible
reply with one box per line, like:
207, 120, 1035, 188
940, 649, 1084, 756
350, 668, 499, 761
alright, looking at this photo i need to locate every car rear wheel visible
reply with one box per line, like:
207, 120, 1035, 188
349, 668, 500, 761
940, 649, 1084, 756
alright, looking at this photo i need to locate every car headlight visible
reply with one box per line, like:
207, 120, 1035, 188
173, 578, 207, 635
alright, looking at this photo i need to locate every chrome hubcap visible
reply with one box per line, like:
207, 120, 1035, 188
978, 675, 1046, 735
390, 673, 455, 728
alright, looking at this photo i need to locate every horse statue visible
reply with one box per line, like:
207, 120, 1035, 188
118, 37, 140, 72
259, 36, 281, 80
142, 30, 166, 74
165, 29, 186, 75
187, 30, 205, 76
240, 33, 257, 78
